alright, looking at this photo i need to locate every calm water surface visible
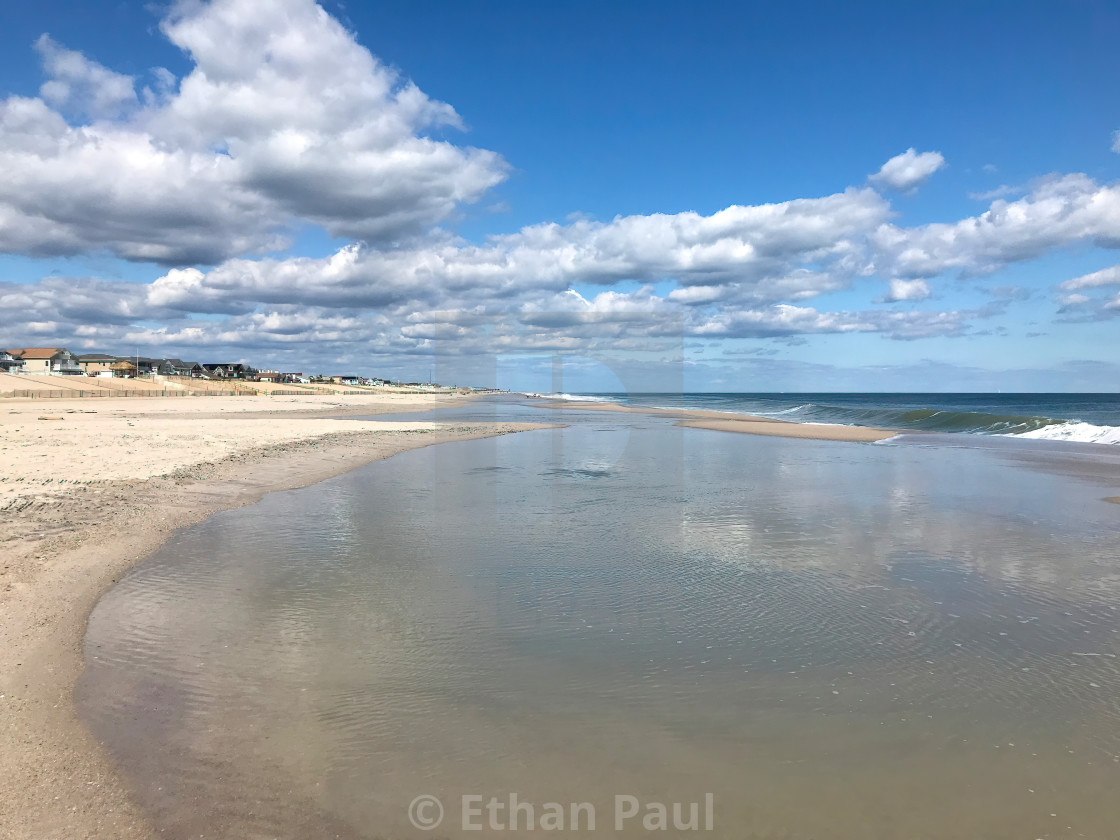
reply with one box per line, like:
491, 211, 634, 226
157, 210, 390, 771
79, 405, 1120, 839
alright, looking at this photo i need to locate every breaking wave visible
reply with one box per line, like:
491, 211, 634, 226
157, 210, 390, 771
1016, 421, 1120, 445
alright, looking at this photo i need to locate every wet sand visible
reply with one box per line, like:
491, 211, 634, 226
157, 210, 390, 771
0, 392, 552, 839
539, 399, 897, 442
76, 409, 1120, 839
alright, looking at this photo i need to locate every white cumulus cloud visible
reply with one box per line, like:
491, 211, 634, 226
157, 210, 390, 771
874, 174, 1120, 278
1060, 264, 1120, 291
1056, 264, 1120, 315
0, 0, 507, 264
869, 148, 946, 193
880, 278, 931, 302
132, 188, 891, 319
34, 35, 139, 121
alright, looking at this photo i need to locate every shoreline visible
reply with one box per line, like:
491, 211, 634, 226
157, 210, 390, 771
538, 399, 898, 443
0, 392, 554, 839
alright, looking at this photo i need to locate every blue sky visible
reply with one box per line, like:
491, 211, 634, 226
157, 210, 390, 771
0, 0, 1118, 391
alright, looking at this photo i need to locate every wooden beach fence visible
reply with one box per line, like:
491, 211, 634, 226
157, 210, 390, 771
0, 388, 377, 398
0, 389, 252, 398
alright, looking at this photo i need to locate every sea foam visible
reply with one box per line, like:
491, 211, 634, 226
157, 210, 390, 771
1014, 421, 1120, 445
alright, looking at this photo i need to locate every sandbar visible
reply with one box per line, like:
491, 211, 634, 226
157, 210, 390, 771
538, 399, 897, 442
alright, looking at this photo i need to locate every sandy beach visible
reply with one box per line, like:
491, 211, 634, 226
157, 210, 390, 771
0, 391, 550, 840
539, 399, 897, 442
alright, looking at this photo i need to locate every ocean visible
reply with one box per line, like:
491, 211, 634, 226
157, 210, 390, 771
556, 392, 1120, 444
77, 396, 1120, 838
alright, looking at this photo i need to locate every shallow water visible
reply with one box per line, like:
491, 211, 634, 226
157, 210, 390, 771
79, 407, 1120, 839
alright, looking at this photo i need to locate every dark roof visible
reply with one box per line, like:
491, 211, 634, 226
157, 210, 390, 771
78, 353, 118, 361
126, 357, 204, 368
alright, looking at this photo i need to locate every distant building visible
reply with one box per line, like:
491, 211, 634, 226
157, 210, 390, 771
0, 350, 26, 373
84, 356, 203, 377
8, 348, 81, 375
202, 363, 255, 379
78, 353, 119, 375
132, 357, 161, 376
255, 371, 303, 383
132, 356, 189, 376
158, 358, 204, 377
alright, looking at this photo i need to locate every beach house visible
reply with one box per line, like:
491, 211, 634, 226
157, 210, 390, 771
129, 357, 204, 377
78, 354, 119, 375
0, 350, 26, 373
9, 348, 82, 375
202, 363, 254, 379
164, 359, 204, 377
256, 371, 303, 383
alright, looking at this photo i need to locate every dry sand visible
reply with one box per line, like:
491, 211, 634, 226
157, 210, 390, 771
539, 399, 897, 442
0, 392, 458, 507
0, 392, 552, 840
